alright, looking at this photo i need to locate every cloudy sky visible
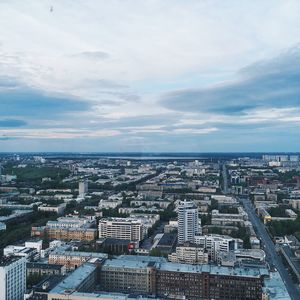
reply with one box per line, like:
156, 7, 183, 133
1, 0, 300, 152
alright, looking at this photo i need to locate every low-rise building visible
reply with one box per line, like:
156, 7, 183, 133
48, 250, 107, 270
48, 263, 97, 300
27, 262, 66, 276
211, 207, 248, 226
194, 234, 242, 262
38, 203, 66, 215
168, 243, 209, 264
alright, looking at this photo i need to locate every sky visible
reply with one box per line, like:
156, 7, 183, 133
1, 0, 300, 152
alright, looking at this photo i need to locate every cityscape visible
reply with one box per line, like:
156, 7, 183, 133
1, 1, 300, 300
0, 153, 300, 299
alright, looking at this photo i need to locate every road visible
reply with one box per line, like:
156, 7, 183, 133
239, 196, 300, 300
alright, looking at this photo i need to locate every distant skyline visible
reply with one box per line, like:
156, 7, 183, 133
1, 0, 300, 152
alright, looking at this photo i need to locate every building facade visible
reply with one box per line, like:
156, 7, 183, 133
0, 256, 26, 300
177, 200, 201, 244
168, 243, 209, 264
48, 250, 107, 270
98, 218, 144, 242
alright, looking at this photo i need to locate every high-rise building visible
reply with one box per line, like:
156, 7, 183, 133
0, 256, 26, 300
177, 200, 201, 244
79, 180, 88, 195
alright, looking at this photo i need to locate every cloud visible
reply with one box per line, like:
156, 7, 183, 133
161, 46, 300, 115
1, 1, 300, 151
0, 86, 90, 118
71, 51, 110, 60
173, 127, 219, 135
0, 119, 27, 127
0, 128, 121, 139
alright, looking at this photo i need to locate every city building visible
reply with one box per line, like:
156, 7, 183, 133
48, 263, 97, 300
98, 218, 145, 242
0, 256, 26, 300
0, 221, 6, 231
100, 256, 157, 295
26, 262, 66, 277
3, 245, 39, 261
38, 203, 66, 215
48, 249, 107, 270
211, 207, 248, 226
79, 180, 88, 196
177, 200, 201, 244
168, 243, 209, 264
46, 227, 97, 241
194, 234, 242, 262
32, 216, 97, 241
100, 255, 268, 300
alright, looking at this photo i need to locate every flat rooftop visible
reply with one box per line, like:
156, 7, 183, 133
27, 262, 64, 270
104, 255, 269, 278
50, 263, 96, 294
0, 256, 24, 267
51, 249, 108, 258
263, 271, 291, 300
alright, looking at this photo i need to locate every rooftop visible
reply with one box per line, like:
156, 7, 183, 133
158, 261, 269, 278
263, 271, 291, 300
103, 255, 269, 278
27, 262, 64, 270
50, 263, 96, 294
0, 256, 24, 267
51, 249, 108, 259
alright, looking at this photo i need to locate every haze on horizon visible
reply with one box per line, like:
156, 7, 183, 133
1, 0, 300, 152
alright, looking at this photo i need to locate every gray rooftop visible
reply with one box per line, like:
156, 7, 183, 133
158, 261, 269, 277
0, 256, 24, 267
263, 271, 291, 300
51, 249, 108, 259
50, 263, 96, 294
104, 255, 269, 278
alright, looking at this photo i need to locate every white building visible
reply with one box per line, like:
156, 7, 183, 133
177, 200, 201, 244
79, 180, 88, 195
0, 222, 6, 231
46, 216, 95, 229
25, 240, 43, 254
3, 245, 39, 261
194, 234, 242, 262
211, 207, 248, 226
38, 203, 66, 215
168, 243, 209, 264
0, 256, 26, 300
98, 218, 144, 242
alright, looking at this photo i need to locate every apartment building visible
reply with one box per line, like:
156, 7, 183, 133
48, 263, 97, 300
100, 255, 268, 300
211, 207, 248, 226
168, 243, 209, 264
98, 218, 144, 242
48, 250, 107, 270
0, 256, 26, 300
26, 262, 66, 277
177, 200, 201, 244
46, 227, 97, 241
194, 234, 242, 262
100, 256, 157, 295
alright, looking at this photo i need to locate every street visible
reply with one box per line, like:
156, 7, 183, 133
239, 196, 300, 300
